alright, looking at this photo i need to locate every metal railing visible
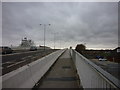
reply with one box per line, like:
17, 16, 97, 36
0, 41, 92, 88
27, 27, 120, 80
70, 49, 120, 89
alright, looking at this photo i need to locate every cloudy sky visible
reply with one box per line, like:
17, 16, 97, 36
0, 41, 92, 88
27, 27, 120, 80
2, 2, 118, 49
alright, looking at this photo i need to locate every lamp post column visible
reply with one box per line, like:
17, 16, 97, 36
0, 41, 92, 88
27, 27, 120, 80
44, 24, 46, 51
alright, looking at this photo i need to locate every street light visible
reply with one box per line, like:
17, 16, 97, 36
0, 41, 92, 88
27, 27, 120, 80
54, 32, 55, 50
40, 24, 51, 51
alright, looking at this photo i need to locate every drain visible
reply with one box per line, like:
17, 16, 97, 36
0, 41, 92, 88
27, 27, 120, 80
45, 77, 78, 81
62, 66, 71, 69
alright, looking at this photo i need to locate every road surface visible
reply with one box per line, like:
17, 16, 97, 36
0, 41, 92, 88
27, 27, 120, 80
1, 49, 57, 75
90, 59, 120, 80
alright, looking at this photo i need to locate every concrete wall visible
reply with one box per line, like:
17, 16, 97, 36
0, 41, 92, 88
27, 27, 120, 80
1, 49, 66, 89
70, 49, 120, 89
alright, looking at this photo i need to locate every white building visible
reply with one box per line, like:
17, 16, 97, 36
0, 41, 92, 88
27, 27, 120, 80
20, 37, 34, 48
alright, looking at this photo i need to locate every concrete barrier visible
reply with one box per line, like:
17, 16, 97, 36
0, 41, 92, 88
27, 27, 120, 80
1, 49, 66, 89
70, 49, 120, 89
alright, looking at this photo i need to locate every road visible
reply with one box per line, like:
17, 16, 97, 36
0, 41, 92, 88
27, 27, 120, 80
90, 59, 120, 80
2, 49, 44, 63
1, 49, 58, 75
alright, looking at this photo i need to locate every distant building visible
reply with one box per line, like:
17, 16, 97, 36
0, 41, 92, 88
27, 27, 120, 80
19, 37, 34, 48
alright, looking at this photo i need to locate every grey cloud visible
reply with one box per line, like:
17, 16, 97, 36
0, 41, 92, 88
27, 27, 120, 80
2, 2, 118, 49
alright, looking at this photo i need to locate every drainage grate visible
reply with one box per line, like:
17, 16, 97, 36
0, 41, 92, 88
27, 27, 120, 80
62, 66, 71, 69
45, 77, 78, 81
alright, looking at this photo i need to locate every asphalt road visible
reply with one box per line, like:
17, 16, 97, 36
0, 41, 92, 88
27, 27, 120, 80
90, 59, 120, 80
2, 49, 44, 63
1, 49, 58, 75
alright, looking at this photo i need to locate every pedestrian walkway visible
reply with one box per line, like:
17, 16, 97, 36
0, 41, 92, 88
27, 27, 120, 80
37, 49, 80, 88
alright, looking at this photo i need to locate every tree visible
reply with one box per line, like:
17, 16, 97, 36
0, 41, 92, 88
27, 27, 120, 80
75, 44, 86, 54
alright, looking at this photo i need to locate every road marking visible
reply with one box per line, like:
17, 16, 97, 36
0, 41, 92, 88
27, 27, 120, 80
7, 60, 26, 68
21, 57, 28, 60
27, 56, 32, 58
15, 60, 26, 64
31, 57, 37, 59
21, 55, 33, 60
2, 61, 14, 65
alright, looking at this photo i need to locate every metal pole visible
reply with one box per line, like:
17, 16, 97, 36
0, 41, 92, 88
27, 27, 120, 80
54, 32, 55, 49
60, 39, 61, 49
44, 24, 46, 51
40, 24, 50, 51
59, 33, 61, 49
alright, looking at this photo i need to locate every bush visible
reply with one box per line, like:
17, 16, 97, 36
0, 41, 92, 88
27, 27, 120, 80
75, 44, 86, 54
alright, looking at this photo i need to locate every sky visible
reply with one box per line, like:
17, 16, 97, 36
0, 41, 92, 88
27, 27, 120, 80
2, 2, 118, 49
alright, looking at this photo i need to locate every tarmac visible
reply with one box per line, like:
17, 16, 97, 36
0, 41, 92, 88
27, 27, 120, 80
37, 49, 81, 88
91, 59, 120, 80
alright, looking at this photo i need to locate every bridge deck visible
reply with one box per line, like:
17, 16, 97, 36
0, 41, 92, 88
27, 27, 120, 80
37, 49, 81, 88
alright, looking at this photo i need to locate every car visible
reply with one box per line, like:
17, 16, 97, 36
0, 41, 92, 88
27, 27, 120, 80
0, 46, 13, 54
96, 56, 104, 59
30, 46, 37, 51
98, 58, 107, 61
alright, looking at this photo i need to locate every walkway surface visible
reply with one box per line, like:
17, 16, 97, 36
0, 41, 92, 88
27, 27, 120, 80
38, 49, 80, 88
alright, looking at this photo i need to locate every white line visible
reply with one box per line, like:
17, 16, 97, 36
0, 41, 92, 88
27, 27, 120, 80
21, 57, 28, 60
31, 57, 37, 59
7, 60, 26, 68
6, 63, 16, 68
27, 56, 32, 58
15, 60, 26, 65
2, 61, 14, 65
21, 56, 32, 60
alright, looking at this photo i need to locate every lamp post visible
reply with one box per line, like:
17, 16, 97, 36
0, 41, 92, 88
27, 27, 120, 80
54, 32, 55, 50
40, 24, 51, 51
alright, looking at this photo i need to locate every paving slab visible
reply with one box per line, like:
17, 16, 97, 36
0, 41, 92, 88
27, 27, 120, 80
37, 49, 80, 88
